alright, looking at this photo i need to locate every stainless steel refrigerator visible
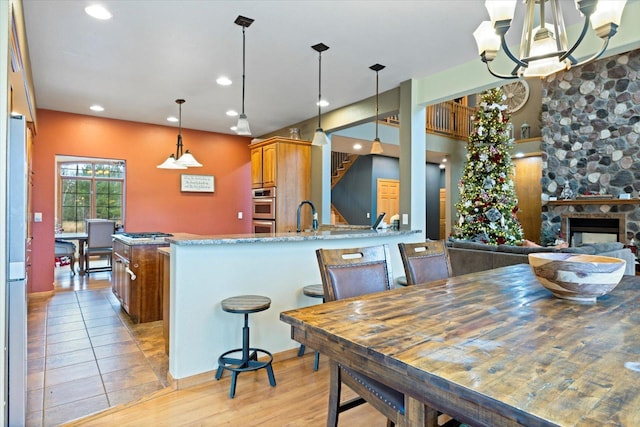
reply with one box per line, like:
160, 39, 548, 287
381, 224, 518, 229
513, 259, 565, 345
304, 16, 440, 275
5, 115, 28, 426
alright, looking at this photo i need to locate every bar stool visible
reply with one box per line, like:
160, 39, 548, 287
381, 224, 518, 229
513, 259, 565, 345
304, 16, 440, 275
215, 295, 276, 398
297, 284, 323, 371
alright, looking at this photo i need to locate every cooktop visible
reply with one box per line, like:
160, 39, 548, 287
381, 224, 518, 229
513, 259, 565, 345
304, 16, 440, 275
121, 232, 173, 239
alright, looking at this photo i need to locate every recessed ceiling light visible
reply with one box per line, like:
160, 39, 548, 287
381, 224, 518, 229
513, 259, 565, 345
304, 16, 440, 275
439, 164, 446, 169
316, 100, 329, 108
216, 76, 232, 86
230, 126, 238, 132
89, 105, 104, 112
85, 5, 112, 20
167, 116, 178, 122
353, 143, 362, 150
442, 157, 447, 162
226, 110, 238, 117
515, 152, 525, 158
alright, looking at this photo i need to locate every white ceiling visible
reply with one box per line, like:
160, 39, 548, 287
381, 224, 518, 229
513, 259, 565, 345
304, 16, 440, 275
21, 0, 492, 137
21, 0, 590, 139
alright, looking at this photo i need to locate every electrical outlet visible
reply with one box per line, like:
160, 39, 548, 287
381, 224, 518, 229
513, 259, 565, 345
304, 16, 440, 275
237, 211, 243, 219
366, 212, 370, 219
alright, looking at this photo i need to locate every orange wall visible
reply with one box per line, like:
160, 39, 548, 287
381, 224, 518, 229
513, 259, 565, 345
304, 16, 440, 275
30, 109, 252, 293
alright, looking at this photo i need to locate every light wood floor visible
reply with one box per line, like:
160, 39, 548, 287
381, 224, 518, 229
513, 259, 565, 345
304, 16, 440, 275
36, 263, 388, 426
66, 355, 389, 426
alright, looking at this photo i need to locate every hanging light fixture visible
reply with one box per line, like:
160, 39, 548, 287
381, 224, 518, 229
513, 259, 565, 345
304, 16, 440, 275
157, 99, 202, 169
235, 15, 254, 136
369, 63, 385, 155
473, 0, 627, 79
311, 43, 330, 146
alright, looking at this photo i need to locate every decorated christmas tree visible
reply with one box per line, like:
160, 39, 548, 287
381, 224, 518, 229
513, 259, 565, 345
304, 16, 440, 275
453, 87, 524, 245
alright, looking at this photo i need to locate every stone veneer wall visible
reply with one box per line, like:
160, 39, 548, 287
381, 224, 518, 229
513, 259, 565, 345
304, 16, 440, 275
540, 49, 640, 243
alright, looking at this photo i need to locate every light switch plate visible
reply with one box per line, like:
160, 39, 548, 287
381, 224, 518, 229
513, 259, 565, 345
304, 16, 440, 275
34, 212, 42, 222
402, 214, 408, 225
237, 212, 243, 219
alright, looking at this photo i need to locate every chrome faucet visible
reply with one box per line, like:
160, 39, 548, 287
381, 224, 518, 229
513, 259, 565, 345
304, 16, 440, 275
296, 200, 318, 232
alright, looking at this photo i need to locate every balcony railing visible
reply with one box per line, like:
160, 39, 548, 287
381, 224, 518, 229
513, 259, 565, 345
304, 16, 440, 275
381, 100, 475, 141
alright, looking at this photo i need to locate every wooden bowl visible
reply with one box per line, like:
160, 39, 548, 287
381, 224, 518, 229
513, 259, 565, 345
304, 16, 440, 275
528, 252, 626, 302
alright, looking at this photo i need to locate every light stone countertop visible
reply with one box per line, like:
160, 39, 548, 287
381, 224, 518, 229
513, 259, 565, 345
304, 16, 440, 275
166, 229, 419, 246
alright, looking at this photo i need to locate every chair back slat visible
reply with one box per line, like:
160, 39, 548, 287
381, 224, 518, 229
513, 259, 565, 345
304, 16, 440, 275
398, 240, 452, 286
316, 245, 393, 302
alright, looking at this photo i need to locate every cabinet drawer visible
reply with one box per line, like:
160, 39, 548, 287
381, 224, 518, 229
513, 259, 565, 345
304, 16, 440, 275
113, 240, 130, 260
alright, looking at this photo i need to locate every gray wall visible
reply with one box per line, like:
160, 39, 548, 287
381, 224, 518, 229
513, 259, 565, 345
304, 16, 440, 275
332, 155, 444, 236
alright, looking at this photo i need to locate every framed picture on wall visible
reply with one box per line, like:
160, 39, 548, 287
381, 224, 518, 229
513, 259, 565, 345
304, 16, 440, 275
180, 174, 214, 193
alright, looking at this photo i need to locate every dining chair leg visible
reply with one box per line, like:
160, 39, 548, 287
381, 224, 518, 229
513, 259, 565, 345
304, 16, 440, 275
327, 360, 342, 427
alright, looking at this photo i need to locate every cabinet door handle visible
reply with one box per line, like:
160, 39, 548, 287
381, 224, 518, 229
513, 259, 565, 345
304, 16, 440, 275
126, 267, 137, 281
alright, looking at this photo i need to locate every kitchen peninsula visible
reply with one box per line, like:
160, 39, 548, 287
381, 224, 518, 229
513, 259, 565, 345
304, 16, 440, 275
164, 228, 422, 386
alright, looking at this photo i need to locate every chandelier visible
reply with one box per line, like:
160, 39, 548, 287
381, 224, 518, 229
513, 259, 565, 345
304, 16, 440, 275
157, 99, 202, 169
473, 0, 627, 79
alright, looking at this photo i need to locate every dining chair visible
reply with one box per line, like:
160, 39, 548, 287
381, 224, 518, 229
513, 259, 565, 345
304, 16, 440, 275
54, 239, 76, 275
85, 219, 115, 274
316, 244, 405, 427
398, 240, 452, 286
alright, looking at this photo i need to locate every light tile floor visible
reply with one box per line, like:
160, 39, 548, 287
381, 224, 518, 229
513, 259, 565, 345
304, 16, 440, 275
26, 266, 169, 426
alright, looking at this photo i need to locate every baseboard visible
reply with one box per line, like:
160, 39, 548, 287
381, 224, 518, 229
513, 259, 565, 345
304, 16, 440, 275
28, 289, 55, 300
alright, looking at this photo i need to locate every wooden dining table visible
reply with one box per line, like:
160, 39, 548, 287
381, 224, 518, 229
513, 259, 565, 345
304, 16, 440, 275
280, 263, 640, 427
55, 232, 88, 275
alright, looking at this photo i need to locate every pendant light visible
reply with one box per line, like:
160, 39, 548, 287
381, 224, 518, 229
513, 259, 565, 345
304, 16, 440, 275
311, 43, 330, 146
369, 63, 385, 155
235, 15, 254, 136
157, 99, 202, 169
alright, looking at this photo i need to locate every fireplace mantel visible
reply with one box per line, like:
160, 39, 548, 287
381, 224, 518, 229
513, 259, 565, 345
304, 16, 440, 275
547, 199, 639, 206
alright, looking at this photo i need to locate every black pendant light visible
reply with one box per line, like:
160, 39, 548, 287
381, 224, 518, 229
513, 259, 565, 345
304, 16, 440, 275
311, 43, 330, 146
235, 15, 254, 135
369, 64, 385, 155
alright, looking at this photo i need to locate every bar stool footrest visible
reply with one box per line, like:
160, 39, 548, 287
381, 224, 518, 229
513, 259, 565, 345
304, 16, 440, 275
217, 347, 273, 373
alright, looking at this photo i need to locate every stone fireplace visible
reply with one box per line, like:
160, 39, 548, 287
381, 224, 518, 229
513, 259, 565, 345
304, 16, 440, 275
539, 49, 640, 245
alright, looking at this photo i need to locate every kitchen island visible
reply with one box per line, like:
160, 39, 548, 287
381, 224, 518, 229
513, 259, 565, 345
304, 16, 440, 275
164, 228, 422, 386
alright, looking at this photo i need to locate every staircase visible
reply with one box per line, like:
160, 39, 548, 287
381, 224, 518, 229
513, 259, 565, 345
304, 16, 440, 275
330, 204, 348, 225
331, 152, 359, 189
330, 152, 358, 225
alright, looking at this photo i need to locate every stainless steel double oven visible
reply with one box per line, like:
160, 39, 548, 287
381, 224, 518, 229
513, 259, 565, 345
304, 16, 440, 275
252, 187, 276, 233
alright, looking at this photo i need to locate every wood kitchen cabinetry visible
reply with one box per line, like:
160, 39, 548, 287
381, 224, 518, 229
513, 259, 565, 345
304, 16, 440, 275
112, 239, 167, 323
250, 137, 312, 232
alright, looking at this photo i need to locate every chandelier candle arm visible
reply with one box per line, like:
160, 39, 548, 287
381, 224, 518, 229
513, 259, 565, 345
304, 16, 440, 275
473, 0, 627, 79
311, 42, 330, 146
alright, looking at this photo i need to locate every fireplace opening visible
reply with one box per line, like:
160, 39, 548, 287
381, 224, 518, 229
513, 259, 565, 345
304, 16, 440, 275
561, 213, 626, 247
569, 218, 619, 245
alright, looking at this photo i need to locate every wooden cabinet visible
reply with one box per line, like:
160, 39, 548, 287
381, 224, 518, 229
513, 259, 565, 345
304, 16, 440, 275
250, 137, 309, 189
112, 239, 167, 323
158, 247, 170, 355
249, 137, 312, 232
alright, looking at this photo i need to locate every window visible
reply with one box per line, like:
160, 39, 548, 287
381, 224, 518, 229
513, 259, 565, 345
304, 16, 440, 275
57, 158, 125, 233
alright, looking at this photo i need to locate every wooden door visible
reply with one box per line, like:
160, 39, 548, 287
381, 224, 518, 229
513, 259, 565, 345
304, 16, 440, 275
513, 156, 542, 244
439, 188, 446, 239
376, 179, 400, 219
262, 144, 277, 187
250, 147, 263, 188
